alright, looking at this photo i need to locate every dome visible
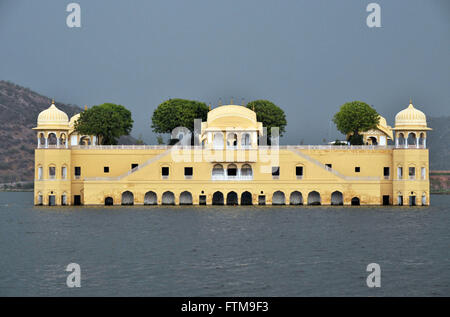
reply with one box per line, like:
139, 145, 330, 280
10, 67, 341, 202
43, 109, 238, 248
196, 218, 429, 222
207, 105, 257, 128
36, 101, 69, 128
394, 102, 428, 129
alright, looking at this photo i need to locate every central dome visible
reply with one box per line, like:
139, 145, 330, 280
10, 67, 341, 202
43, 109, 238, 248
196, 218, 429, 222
37, 102, 69, 128
207, 105, 258, 128
394, 102, 428, 129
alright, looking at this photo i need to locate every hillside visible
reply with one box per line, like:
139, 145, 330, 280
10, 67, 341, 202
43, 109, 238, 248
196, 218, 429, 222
428, 116, 450, 171
0, 80, 137, 183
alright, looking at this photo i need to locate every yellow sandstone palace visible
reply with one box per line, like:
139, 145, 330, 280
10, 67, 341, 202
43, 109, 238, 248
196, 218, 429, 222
33, 101, 431, 206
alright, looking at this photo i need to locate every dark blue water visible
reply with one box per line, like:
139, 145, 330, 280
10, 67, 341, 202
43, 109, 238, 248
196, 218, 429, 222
0, 192, 449, 296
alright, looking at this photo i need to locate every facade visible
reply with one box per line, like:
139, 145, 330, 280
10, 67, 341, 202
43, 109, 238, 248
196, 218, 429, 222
33, 101, 431, 206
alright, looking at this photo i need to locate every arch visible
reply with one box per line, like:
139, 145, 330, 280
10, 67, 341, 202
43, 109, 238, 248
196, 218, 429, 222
289, 191, 303, 205
226, 191, 238, 205
61, 165, 67, 179
37, 192, 43, 205
241, 191, 252, 205
331, 191, 343, 205
37, 165, 43, 180
241, 164, 253, 177
397, 133, 405, 146
272, 191, 285, 205
48, 164, 56, 179
144, 191, 157, 205
421, 192, 427, 205
368, 136, 378, 145
241, 133, 251, 147
162, 191, 175, 205
419, 132, 425, 146
179, 191, 193, 205
48, 133, 57, 145
227, 164, 237, 177
351, 197, 360, 206
39, 133, 45, 146
307, 191, 321, 205
407, 132, 417, 146
212, 164, 224, 177
121, 191, 134, 205
212, 191, 224, 205
59, 133, 67, 146
227, 133, 238, 147
105, 197, 114, 206
213, 132, 224, 149
79, 136, 91, 145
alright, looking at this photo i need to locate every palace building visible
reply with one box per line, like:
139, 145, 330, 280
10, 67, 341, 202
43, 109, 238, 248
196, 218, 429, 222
33, 100, 431, 206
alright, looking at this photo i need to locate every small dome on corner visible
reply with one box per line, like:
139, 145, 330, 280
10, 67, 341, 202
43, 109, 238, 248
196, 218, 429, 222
36, 100, 69, 128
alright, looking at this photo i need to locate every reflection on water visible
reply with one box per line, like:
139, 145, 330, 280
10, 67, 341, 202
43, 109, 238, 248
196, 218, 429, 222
0, 192, 449, 296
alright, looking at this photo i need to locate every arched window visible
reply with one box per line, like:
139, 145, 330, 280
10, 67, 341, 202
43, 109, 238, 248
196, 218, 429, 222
213, 132, 224, 149
59, 133, 67, 146
212, 164, 224, 179
397, 133, 405, 147
80, 136, 91, 146
227, 133, 238, 147
241, 164, 253, 178
48, 133, 57, 146
419, 133, 426, 147
407, 132, 417, 147
241, 133, 251, 147
39, 133, 45, 147
48, 165, 56, 179
37, 192, 43, 205
61, 166, 67, 179
421, 192, 427, 205
368, 136, 378, 145
227, 164, 237, 177
61, 193, 67, 205
37, 165, 43, 180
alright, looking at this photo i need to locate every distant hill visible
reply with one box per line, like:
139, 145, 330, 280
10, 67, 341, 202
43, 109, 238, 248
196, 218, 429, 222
0, 80, 138, 183
428, 116, 450, 171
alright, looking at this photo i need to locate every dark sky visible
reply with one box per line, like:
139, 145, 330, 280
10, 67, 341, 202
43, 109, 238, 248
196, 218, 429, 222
1, 0, 449, 144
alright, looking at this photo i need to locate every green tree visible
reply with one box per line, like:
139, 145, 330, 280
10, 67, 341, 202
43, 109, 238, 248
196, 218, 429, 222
151, 99, 209, 135
246, 100, 287, 138
74, 103, 133, 145
332, 101, 379, 145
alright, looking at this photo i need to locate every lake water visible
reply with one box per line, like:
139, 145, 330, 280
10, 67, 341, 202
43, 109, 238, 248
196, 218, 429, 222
0, 192, 449, 296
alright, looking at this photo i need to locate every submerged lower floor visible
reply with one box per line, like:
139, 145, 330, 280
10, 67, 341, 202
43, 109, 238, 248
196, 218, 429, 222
34, 181, 430, 207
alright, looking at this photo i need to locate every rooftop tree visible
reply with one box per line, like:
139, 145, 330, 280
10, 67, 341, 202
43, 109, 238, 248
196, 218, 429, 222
246, 100, 287, 139
74, 103, 133, 145
332, 101, 379, 145
151, 98, 209, 142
